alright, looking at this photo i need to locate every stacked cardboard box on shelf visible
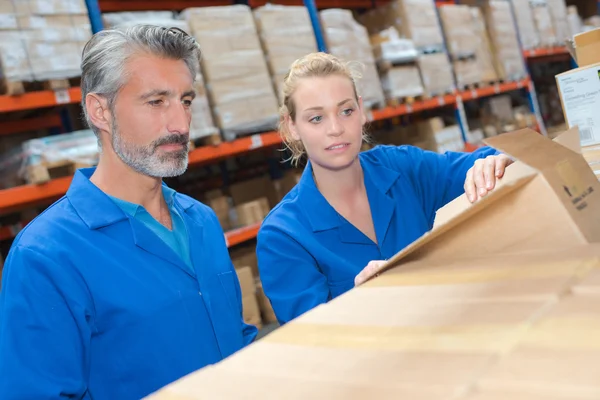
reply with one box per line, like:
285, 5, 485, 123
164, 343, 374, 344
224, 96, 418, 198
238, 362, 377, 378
182, 5, 279, 141
417, 53, 456, 96
545, 0, 570, 45
371, 28, 424, 100
417, 118, 465, 153
567, 5, 584, 38
510, 0, 540, 50
0, 0, 92, 92
253, 5, 318, 102
439, 5, 481, 89
530, 0, 558, 47
320, 9, 385, 109
102, 12, 219, 141
470, 7, 499, 83
482, 0, 527, 81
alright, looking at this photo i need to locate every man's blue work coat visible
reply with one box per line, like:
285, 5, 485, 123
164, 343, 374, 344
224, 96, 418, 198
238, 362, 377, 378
257, 145, 498, 324
0, 168, 257, 399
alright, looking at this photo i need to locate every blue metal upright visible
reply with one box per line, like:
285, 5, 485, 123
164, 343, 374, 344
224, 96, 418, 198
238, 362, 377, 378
304, 0, 328, 52
84, 0, 104, 34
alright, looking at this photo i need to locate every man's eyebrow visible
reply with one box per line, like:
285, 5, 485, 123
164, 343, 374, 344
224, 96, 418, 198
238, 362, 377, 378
139, 89, 171, 100
182, 90, 196, 99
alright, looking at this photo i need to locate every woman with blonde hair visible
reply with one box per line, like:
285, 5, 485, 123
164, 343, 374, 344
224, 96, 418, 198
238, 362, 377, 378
256, 52, 511, 324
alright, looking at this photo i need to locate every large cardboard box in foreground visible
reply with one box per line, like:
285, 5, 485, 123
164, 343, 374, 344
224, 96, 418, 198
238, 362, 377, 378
145, 128, 600, 399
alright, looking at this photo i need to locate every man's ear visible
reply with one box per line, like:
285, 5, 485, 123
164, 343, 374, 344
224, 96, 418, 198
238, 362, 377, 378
286, 114, 300, 141
86, 93, 112, 133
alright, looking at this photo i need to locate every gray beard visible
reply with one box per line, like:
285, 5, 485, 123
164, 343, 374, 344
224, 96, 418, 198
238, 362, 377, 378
110, 119, 189, 178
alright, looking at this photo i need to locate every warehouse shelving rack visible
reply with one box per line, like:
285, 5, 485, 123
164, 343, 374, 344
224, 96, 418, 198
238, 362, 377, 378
0, 0, 587, 247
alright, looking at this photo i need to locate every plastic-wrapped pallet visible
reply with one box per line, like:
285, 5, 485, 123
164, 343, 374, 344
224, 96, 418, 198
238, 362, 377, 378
360, 0, 445, 52
0, 0, 91, 93
103, 11, 191, 32
320, 9, 385, 109
482, 0, 527, 81
102, 12, 217, 141
530, 0, 557, 47
545, 0, 570, 44
182, 5, 279, 140
253, 5, 318, 102
470, 7, 499, 83
380, 66, 424, 99
510, 0, 540, 50
0, 129, 97, 188
439, 5, 481, 88
417, 53, 455, 96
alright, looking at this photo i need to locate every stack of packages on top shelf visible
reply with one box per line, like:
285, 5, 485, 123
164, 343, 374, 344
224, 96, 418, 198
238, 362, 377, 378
370, 27, 424, 102
511, 0, 541, 50
0, 0, 92, 94
359, 0, 455, 98
567, 6, 584, 38
482, 0, 527, 82
182, 5, 279, 141
439, 5, 481, 90
470, 7, 499, 84
530, 0, 558, 47
103, 11, 219, 143
319, 9, 385, 109
545, 0, 570, 45
253, 5, 318, 103
0, 129, 97, 188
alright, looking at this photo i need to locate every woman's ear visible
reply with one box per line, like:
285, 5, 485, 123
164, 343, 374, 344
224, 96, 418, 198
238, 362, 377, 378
286, 114, 301, 141
86, 93, 112, 133
358, 96, 367, 126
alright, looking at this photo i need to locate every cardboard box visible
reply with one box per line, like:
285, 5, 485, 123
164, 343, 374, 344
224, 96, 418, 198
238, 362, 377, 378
380, 65, 424, 99
229, 175, 279, 209
184, 5, 279, 136
234, 266, 262, 329
546, 0, 570, 44
230, 246, 259, 277
190, 73, 219, 140
320, 9, 385, 109
417, 52, 456, 96
439, 5, 479, 59
483, 0, 527, 81
470, 7, 499, 83
453, 58, 482, 89
510, 0, 540, 50
254, 5, 317, 103
145, 244, 600, 399
256, 280, 278, 324
235, 198, 270, 227
531, 0, 558, 47
207, 195, 231, 232
556, 28, 600, 151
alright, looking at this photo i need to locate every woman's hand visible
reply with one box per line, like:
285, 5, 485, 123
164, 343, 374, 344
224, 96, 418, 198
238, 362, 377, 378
355, 260, 387, 286
464, 154, 513, 203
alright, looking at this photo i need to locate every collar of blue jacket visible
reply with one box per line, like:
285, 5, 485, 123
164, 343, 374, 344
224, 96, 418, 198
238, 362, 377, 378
0, 168, 257, 400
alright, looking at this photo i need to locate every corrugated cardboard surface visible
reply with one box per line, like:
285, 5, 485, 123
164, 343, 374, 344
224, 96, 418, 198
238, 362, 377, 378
439, 5, 479, 59
146, 245, 600, 399
417, 52, 456, 96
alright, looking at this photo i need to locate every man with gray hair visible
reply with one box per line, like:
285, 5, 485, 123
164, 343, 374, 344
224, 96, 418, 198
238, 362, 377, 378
0, 25, 257, 399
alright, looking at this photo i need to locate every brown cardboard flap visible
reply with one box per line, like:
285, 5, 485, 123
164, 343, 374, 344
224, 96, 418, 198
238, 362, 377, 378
574, 28, 600, 67
381, 173, 535, 273
553, 126, 582, 154
483, 128, 582, 173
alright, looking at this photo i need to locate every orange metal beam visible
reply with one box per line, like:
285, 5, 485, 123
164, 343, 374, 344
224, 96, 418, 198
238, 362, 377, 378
370, 94, 457, 121
0, 88, 81, 113
0, 114, 62, 136
0, 176, 72, 215
523, 46, 569, 59
458, 78, 529, 102
224, 223, 261, 248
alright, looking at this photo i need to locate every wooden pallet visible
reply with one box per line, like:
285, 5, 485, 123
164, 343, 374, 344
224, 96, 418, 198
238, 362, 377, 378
0, 77, 80, 96
386, 95, 425, 108
25, 159, 95, 185
195, 134, 222, 147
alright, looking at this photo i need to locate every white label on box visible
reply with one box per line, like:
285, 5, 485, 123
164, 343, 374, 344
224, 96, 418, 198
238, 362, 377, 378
557, 67, 600, 146
54, 89, 70, 104
250, 134, 263, 149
